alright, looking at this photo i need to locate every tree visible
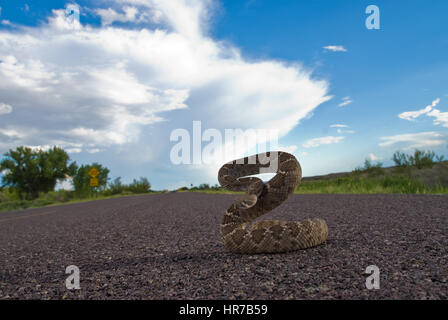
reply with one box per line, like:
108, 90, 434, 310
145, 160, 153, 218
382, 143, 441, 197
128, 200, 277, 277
128, 177, 151, 194
108, 177, 124, 195
72, 163, 110, 197
392, 151, 410, 167
392, 149, 439, 169
0, 146, 75, 199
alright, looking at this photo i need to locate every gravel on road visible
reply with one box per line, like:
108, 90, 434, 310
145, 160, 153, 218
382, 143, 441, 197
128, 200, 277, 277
0, 193, 446, 299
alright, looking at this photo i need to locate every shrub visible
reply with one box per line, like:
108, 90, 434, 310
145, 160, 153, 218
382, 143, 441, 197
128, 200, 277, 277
108, 177, 125, 195
353, 159, 383, 176
392, 149, 442, 169
410, 150, 435, 169
392, 151, 410, 167
127, 177, 151, 194
0, 191, 7, 203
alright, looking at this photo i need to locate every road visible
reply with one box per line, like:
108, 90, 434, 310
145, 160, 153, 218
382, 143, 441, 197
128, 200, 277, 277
0, 193, 446, 299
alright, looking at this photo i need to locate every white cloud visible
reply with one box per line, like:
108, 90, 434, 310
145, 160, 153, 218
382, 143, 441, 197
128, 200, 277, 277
337, 129, 355, 134
0, 56, 57, 92
330, 123, 353, 134
87, 148, 102, 154
0, 103, 13, 115
95, 6, 158, 26
369, 153, 381, 161
398, 98, 448, 128
26, 145, 53, 152
398, 106, 432, 121
47, 8, 83, 30
56, 178, 74, 191
66, 148, 82, 154
427, 108, 448, 128
338, 96, 353, 107
398, 98, 440, 121
379, 131, 446, 150
277, 145, 298, 154
0, 128, 23, 138
323, 45, 347, 52
303, 136, 345, 148
0, 0, 331, 185
114, 0, 213, 39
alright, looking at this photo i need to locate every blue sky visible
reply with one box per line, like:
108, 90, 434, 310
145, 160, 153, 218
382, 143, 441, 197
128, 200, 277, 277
0, 0, 447, 190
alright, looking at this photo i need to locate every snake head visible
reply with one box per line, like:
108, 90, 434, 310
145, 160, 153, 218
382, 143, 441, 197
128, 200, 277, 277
248, 179, 265, 198
234, 194, 258, 210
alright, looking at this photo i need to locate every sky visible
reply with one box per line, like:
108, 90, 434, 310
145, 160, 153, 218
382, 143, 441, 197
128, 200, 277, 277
0, 0, 447, 190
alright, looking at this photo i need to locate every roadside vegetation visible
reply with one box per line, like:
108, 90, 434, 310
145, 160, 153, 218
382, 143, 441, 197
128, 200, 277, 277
177, 184, 241, 194
0, 146, 155, 212
297, 150, 447, 194
182, 149, 448, 195
1, 147, 447, 212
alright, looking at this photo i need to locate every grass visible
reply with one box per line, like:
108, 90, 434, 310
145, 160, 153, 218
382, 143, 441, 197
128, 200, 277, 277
185, 160, 448, 195
295, 157, 448, 194
296, 175, 448, 194
0, 190, 160, 213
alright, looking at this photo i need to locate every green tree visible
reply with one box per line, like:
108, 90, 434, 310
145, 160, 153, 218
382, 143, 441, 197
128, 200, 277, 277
72, 163, 110, 197
0, 146, 75, 199
392, 151, 410, 167
392, 149, 439, 169
127, 177, 151, 194
108, 177, 124, 195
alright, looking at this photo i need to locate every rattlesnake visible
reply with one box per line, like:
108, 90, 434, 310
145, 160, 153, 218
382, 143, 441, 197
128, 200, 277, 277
218, 151, 328, 253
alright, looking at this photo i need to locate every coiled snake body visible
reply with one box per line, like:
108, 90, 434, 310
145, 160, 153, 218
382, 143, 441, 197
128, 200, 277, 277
218, 152, 328, 253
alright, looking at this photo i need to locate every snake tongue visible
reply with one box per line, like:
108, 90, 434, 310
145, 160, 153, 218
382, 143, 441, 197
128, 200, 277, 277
235, 194, 258, 210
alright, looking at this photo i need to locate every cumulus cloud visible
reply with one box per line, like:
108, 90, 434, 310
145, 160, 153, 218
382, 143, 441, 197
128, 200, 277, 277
379, 131, 446, 150
323, 45, 347, 52
302, 136, 344, 148
0, 103, 13, 115
0, 0, 331, 185
95, 6, 161, 26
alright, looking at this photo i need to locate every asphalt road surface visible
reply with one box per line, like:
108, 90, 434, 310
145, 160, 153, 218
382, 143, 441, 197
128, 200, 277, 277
0, 193, 446, 299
